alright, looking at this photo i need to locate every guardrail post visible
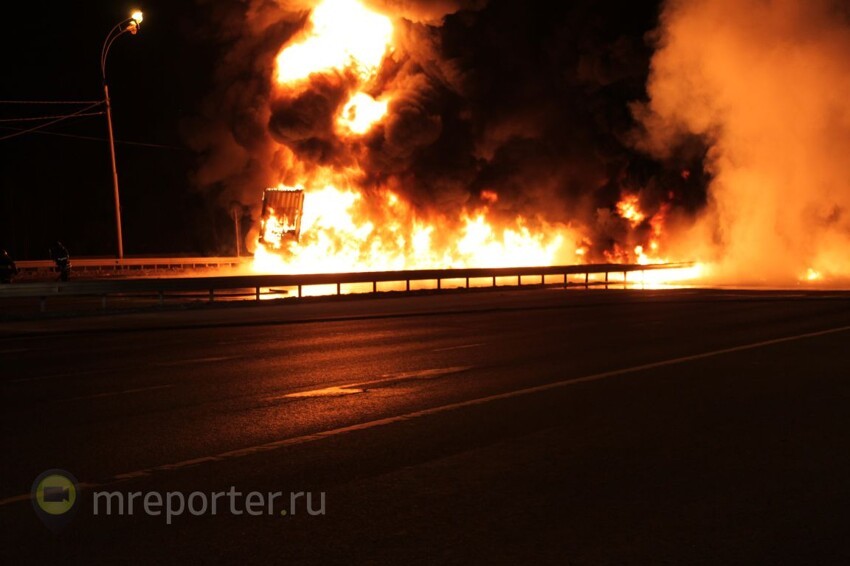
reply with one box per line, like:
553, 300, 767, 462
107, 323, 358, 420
623, 271, 628, 288
517, 275, 521, 287
584, 272, 589, 289
437, 278, 441, 290
605, 271, 609, 289
406, 280, 410, 292
465, 277, 470, 289
337, 282, 341, 295
372, 281, 377, 293
563, 273, 568, 289
255, 287, 260, 301
492, 275, 496, 288
540, 275, 545, 287
298, 285, 303, 298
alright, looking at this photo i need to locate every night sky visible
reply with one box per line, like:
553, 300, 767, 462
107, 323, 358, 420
1, 1, 217, 259
0, 0, 694, 261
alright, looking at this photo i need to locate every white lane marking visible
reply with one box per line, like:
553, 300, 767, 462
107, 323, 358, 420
59, 384, 175, 402
285, 386, 364, 398
369, 366, 472, 385
155, 356, 238, 367
272, 366, 472, 399
2, 324, 849, 507
432, 343, 485, 352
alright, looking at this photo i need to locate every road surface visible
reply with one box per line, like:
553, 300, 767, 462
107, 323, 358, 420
2, 288, 850, 564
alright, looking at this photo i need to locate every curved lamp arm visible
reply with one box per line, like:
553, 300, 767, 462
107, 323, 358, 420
100, 14, 143, 82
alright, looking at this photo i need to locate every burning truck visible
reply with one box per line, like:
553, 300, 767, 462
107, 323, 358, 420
259, 187, 305, 250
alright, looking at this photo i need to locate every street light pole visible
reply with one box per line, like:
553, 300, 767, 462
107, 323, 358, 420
103, 83, 123, 259
100, 11, 143, 260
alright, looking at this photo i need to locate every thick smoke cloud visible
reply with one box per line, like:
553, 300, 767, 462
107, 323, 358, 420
191, 0, 708, 259
635, 0, 850, 282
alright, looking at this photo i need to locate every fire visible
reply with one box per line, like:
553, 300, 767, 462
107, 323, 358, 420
275, 0, 393, 85
481, 190, 499, 204
605, 195, 671, 266
637, 0, 850, 285
251, 0, 703, 289
253, 181, 705, 288
261, 208, 291, 247
640, 263, 706, 288
456, 215, 565, 268
616, 194, 646, 227
337, 92, 388, 134
254, 184, 577, 274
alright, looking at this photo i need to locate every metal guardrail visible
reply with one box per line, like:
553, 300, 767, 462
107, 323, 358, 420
0, 263, 694, 312
15, 257, 247, 272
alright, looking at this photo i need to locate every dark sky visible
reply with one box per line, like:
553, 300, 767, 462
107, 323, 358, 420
0, 0, 218, 259
0, 0, 688, 260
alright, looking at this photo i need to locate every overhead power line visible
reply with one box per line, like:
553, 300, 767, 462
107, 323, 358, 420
0, 101, 104, 142
0, 111, 104, 123
0, 99, 103, 105
0, 125, 189, 151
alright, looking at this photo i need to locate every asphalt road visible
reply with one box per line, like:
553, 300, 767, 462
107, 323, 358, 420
2, 288, 850, 564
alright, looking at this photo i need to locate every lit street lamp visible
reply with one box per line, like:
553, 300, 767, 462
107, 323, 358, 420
100, 10, 143, 260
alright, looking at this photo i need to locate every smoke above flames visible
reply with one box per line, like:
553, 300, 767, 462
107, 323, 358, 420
190, 0, 850, 283
190, 0, 706, 270
635, 0, 850, 283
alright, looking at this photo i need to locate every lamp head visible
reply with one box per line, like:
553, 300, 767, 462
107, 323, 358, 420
128, 10, 143, 34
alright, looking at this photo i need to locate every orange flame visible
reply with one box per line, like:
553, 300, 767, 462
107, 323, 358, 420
254, 0, 703, 289
275, 0, 393, 85
337, 92, 388, 135
616, 194, 645, 227
261, 208, 292, 248
254, 184, 579, 273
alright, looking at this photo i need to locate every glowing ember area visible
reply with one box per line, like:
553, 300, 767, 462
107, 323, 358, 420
337, 92, 388, 134
275, 0, 393, 84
